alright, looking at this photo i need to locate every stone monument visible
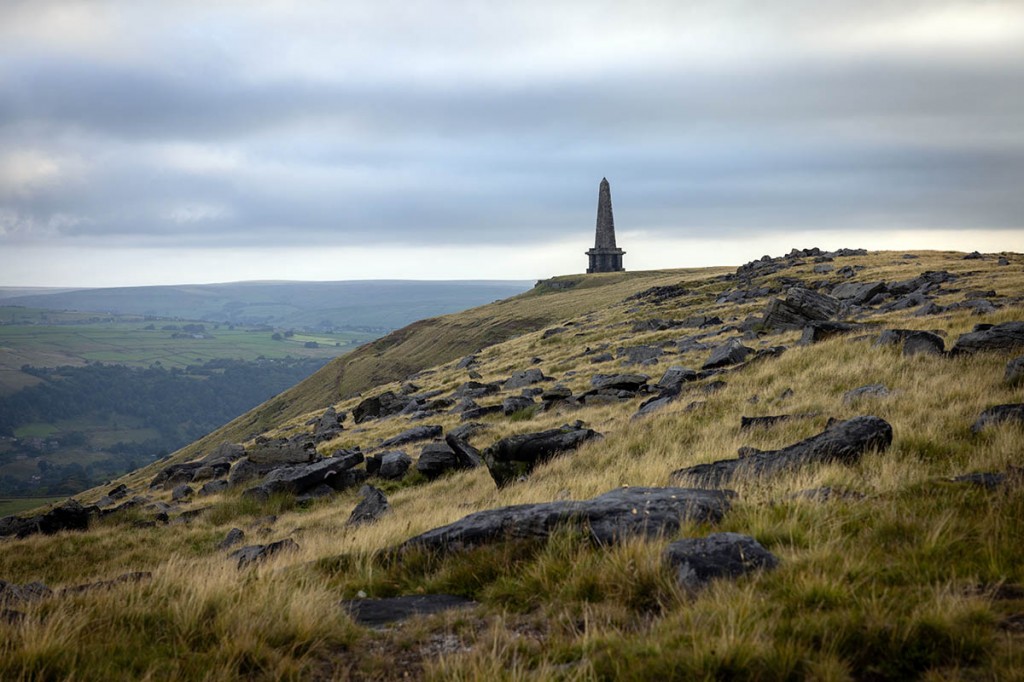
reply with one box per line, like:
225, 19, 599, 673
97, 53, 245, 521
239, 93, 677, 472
586, 178, 625, 273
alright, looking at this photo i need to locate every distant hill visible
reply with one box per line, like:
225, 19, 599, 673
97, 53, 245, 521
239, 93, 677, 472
1, 280, 534, 331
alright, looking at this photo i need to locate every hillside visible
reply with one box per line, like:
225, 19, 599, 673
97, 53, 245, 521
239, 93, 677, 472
2, 249, 1024, 680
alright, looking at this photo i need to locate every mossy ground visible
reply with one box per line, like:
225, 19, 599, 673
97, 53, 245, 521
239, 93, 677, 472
2, 250, 1023, 680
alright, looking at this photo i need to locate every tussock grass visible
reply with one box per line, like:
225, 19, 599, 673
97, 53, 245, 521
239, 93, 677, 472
3, 250, 1024, 679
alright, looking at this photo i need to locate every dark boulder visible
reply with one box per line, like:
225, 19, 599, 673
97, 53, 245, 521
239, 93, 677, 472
632, 394, 677, 419
483, 423, 602, 487
502, 395, 535, 416
218, 528, 245, 550
876, 328, 922, 346
107, 483, 129, 500
353, 391, 408, 423
843, 384, 890, 404
902, 331, 945, 356
380, 425, 443, 447
831, 281, 887, 305
227, 458, 261, 488
149, 462, 203, 489
444, 434, 484, 469
244, 452, 365, 499
541, 385, 573, 402
247, 436, 317, 466
416, 443, 461, 480
951, 322, 1024, 355
229, 539, 300, 569
619, 345, 664, 365
460, 404, 502, 421
541, 326, 568, 339
202, 442, 246, 465
401, 486, 732, 555
347, 485, 390, 526
342, 594, 477, 627
799, 322, 861, 345
453, 381, 501, 399
665, 533, 778, 590
671, 416, 893, 487
171, 484, 193, 502
199, 480, 228, 496
740, 415, 792, 429
971, 404, 1024, 433
313, 407, 345, 442
0, 579, 52, 606
590, 373, 649, 392
456, 354, 478, 369
656, 366, 697, 393
762, 287, 841, 330
503, 369, 548, 389
378, 451, 413, 479
190, 461, 230, 483
0, 499, 94, 538
888, 270, 955, 296
702, 339, 752, 370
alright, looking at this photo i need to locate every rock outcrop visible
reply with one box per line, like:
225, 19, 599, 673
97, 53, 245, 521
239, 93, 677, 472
482, 423, 601, 487
665, 532, 778, 590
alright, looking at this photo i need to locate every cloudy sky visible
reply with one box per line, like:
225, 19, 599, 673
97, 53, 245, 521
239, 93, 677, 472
2, 0, 1023, 286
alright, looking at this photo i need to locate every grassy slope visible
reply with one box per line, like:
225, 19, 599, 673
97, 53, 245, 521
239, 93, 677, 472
2, 251, 1024, 680
158, 268, 723, 470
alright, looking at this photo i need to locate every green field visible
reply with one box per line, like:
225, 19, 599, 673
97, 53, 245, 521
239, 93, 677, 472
0, 312, 378, 395
0, 496, 65, 517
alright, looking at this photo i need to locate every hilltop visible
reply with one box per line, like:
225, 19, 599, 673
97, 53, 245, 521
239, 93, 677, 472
2, 249, 1023, 681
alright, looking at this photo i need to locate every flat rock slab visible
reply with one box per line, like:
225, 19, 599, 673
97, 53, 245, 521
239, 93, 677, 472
400, 486, 732, 555
972, 404, 1024, 433
380, 425, 442, 447
672, 416, 893, 487
762, 287, 841, 330
483, 423, 601, 487
342, 594, 477, 627
666, 532, 779, 590
952, 322, 1024, 354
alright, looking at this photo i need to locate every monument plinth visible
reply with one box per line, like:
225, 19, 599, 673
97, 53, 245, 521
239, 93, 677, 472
586, 178, 625, 273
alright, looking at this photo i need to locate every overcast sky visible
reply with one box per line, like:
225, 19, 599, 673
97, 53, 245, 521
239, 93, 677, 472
2, 0, 1023, 286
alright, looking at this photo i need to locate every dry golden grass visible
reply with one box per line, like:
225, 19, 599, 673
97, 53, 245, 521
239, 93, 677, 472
3, 249, 1024, 680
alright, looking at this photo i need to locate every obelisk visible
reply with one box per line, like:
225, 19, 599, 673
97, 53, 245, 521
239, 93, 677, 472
586, 178, 625, 273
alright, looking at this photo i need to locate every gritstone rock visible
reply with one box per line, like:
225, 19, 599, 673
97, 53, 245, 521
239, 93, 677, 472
902, 331, 945, 356
971, 404, 1024, 433
347, 485, 390, 526
951, 322, 1024, 354
503, 369, 548, 389
400, 486, 732, 554
378, 451, 412, 479
502, 395, 536, 415
229, 539, 300, 569
380, 425, 443, 447
416, 442, 461, 480
483, 423, 602, 487
671, 416, 893, 487
342, 595, 477, 627
665, 532, 778, 590
843, 384, 890, 404
702, 339, 752, 370
762, 287, 841, 330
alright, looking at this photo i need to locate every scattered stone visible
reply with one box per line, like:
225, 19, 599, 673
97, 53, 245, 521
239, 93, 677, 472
876, 329, 921, 346
832, 281, 888, 305
502, 395, 536, 416
149, 462, 203, 489
590, 373, 649, 392
107, 483, 129, 500
619, 345, 664, 365
483, 423, 602, 487
171, 484, 193, 502
453, 381, 501, 399
950, 473, 1007, 489
342, 594, 478, 627
799, 322, 861, 345
665, 533, 778, 590
888, 270, 955, 296
740, 415, 791, 429
347, 485, 390, 526
632, 394, 677, 419
353, 391, 409, 423
444, 434, 484, 469
244, 452, 365, 499
998, 257, 1010, 266
902, 331, 945, 356
971, 404, 1024, 433
503, 369, 548, 389
456, 355, 477, 369
541, 326, 568, 339
248, 436, 318, 466
590, 352, 614, 363
378, 451, 413, 480
218, 528, 246, 550
0, 579, 52, 606
700, 380, 728, 395
843, 384, 890, 404
671, 416, 893, 487
229, 539, 300, 569
401, 487, 732, 554
460, 404, 502, 421
656, 366, 697, 393
762, 287, 841, 330
449, 423, 483, 441
416, 443, 461, 480
963, 251, 984, 260
951, 322, 1024, 355
702, 339, 753, 370
1005, 357, 1024, 386
228, 458, 261, 488
541, 385, 573, 402
313, 407, 345, 442
191, 462, 230, 483
380, 425, 443, 448
625, 284, 690, 304
0, 499, 94, 538
199, 480, 228, 496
